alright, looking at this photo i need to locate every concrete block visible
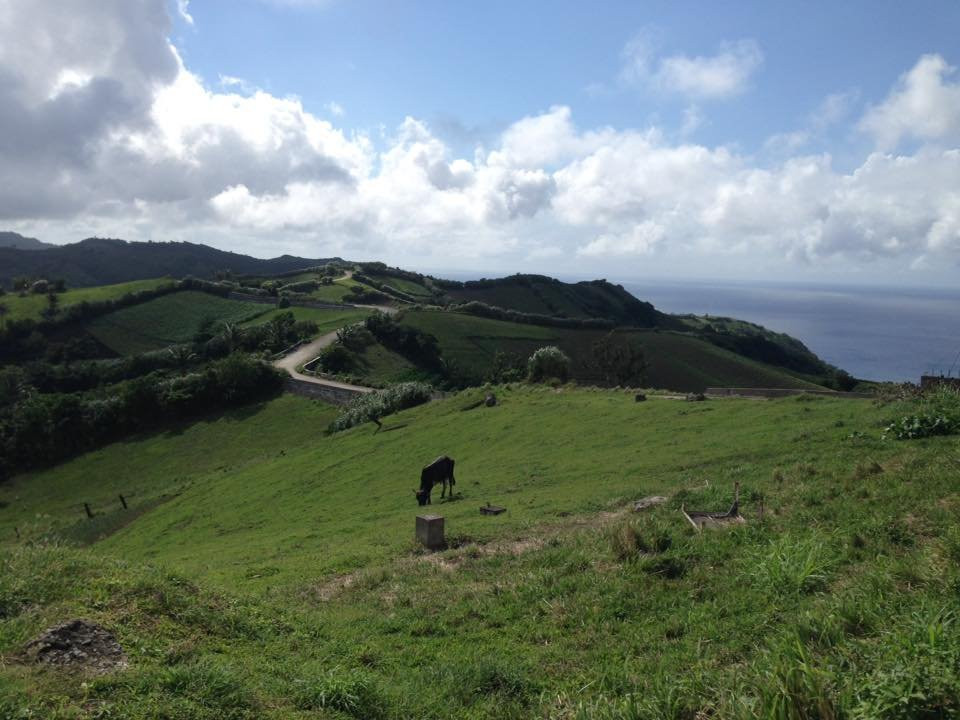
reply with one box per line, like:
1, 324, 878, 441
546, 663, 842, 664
416, 514, 445, 550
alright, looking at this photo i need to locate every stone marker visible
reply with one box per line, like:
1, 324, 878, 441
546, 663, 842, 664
416, 514, 445, 550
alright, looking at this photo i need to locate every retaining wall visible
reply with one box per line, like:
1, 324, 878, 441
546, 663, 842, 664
284, 377, 367, 405
705, 387, 874, 399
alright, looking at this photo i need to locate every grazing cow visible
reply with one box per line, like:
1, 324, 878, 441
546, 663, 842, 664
414, 456, 456, 506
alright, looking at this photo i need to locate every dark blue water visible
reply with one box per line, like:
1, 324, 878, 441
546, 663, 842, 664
622, 280, 960, 382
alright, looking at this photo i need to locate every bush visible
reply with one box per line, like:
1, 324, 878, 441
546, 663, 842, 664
328, 382, 433, 433
319, 344, 356, 373
527, 346, 571, 383
885, 386, 960, 440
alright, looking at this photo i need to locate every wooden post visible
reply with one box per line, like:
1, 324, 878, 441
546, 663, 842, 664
14, 527, 20, 540
84, 502, 93, 519
416, 515, 445, 550
119, 494, 128, 510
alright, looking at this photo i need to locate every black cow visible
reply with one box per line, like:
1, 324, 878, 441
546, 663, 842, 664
415, 456, 456, 506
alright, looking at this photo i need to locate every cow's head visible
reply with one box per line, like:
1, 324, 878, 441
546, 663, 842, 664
414, 489, 429, 506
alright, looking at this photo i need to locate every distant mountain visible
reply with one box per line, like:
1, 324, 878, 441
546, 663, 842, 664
0, 231, 54, 251
0, 237, 343, 288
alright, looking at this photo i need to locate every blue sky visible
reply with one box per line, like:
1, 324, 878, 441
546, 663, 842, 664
173, 0, 958, 162
2, 1, 960, 285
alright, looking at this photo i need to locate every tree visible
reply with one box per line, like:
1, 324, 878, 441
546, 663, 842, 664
319, 344, 355, 373
593, 332, 648, 386
265, 311, 296, 351
220, 322, 244, 353
41, 291, 59, 320
527, 346, 571, 383
0, 302, 7, 331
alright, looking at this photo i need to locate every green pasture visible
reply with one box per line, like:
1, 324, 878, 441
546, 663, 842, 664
2, 386, 959, 718
0, 278, 175, 323
87, 291, 270, 355
399, 309, 822, 391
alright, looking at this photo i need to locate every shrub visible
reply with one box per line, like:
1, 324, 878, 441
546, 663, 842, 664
527, 346, 571, 383
328, 382, 433, 433
319, 344, 356, 373
884, 386, 960, 440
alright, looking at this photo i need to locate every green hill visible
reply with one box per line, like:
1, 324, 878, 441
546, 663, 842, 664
352, 309, 824, 392
2, 387, 958, 717
87, 291, 273, 355
0, 278, 175, 324
437, 273, 669, 327
0, 237, 344, 289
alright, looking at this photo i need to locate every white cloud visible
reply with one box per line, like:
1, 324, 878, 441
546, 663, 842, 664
622, 34, 763, 100
0, 2, 958, 278
326, 100, 345, 117
176, 0, 194, 25
859, 54, 960, 150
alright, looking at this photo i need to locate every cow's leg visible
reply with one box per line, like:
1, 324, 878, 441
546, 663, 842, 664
441, 478, 447, 499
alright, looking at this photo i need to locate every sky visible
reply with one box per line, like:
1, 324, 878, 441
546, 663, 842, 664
1, 0, 960, 285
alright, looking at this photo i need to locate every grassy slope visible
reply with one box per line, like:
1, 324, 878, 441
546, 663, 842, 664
2, 388, 960, 718
305, 276, 370, 303
240, 306, 372, 334
399, 309, 823, 391
87, 291, 271, 355
0, 278, 174, 323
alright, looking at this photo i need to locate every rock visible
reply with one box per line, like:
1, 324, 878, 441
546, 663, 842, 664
633, 496, 668, 512
485, 393, 497, 407
685, 392, 706, 402
24, 619, 127, 674
635, 393, 647, 402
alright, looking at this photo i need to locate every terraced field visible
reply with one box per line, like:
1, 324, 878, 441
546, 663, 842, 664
0, 278, 175, 323
87, 291, 270, 354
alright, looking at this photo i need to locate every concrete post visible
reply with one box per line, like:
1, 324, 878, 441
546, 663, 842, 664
416, 515, 445, 550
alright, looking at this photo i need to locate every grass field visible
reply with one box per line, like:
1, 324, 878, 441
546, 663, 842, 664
399, 309, 823, 391
305, 276, 371, 303
87, 291, 271, 354
0, 278, 175, 323
240, 305, 372, 334
2, 386, 959, 718
369, 274, 434, 299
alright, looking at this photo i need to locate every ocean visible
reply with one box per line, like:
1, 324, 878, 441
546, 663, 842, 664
622, 280, 960, 383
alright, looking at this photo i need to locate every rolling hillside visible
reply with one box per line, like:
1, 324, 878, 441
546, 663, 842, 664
86, 291, 272, 355
437, 274, 671, 327
0, 237, 344, 289
2, 387, 957, 718
0, 278, 175, 323
368, 309, 825, 391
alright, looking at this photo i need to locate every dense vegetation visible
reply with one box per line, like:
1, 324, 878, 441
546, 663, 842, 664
1, 387, 957, 717
0, 354, 283, 479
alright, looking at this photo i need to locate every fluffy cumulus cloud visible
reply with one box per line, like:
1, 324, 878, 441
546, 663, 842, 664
859, 54, 960, 150
0, 1, 959, 276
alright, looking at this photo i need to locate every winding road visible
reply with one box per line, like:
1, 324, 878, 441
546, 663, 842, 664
271, 277, 399, 395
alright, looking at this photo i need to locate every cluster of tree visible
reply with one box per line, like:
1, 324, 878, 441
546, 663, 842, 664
327, 381, 433, 433
318, 324, 375, 374
0, 354, 283, 479
592, 331, 649, 386
452, 301, 614, 329
9, 277, 67, 294
364, 312, 444, 371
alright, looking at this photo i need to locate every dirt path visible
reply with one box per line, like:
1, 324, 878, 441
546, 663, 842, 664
271, 284, 397, 393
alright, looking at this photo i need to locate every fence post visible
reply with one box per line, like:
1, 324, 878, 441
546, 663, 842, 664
119, 494, 128, 510
84, 502, 94, 519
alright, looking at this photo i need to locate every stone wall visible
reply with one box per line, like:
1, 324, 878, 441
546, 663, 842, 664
283, 378, 366, 405
705, 387, 874, 399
